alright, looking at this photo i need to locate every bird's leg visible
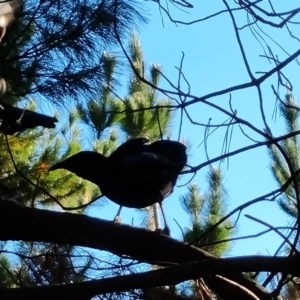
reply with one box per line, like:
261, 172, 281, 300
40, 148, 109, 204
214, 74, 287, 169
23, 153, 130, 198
16, 104, 27, 125
153, 203, 161, 230
113, 205, 123, 223
159, 202, 170, 236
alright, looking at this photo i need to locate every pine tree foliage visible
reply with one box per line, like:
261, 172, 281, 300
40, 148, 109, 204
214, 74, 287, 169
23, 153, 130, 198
78, 32, 173, 145
268, 91, 300, 298
269, 91, 300, 219
77, 53, 124, 141
0, 254, 16, 288
1, 0, 147, 105
283, 278, 300, 300
0, 242, 92, 288
180, 168, 234, 257
179, 168, 235, 299
120, 32, 173, 141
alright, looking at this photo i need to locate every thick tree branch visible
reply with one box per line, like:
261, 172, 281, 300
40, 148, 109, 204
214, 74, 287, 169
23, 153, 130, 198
0, 201, 270, 300
2, 254, 298, 300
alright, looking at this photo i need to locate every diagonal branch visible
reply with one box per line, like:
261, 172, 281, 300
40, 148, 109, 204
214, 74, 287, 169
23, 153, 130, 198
2, 253, 299, 300
0, 200, 270, 300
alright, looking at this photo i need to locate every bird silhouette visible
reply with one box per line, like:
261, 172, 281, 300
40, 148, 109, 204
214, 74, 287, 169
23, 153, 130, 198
0, 100, 58, 135
49, 138, 187, 234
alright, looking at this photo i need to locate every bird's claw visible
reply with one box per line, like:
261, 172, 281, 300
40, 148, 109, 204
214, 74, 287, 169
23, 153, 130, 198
113, 216, 122, 224
155, 226, 171, 236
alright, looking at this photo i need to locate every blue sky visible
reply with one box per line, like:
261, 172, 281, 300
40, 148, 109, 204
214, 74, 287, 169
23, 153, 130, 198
90, 1, 300, 256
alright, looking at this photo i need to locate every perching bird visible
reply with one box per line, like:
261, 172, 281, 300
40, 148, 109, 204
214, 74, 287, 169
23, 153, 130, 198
49, 138, 187, 234
0, 100, 58, 135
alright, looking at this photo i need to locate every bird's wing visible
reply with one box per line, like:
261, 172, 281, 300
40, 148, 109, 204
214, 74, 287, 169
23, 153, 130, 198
49, 151, 107, 187
120, 152, 176, 203
108, 138, 148, 163
121, 152, 171, 184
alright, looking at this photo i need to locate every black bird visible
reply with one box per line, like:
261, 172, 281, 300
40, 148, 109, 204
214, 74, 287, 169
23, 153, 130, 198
49, 138, 187, 234
0, 100, 58, 135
